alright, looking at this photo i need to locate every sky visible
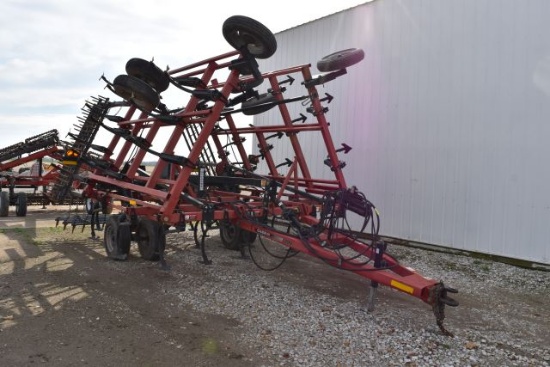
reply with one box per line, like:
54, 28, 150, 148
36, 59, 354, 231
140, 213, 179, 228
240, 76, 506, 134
0, 0, 367, 155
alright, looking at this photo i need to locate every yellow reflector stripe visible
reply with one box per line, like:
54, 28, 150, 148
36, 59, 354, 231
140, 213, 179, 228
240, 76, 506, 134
62, 161, 77, 166
129, 200, 137, 206
390, 280, 414, 294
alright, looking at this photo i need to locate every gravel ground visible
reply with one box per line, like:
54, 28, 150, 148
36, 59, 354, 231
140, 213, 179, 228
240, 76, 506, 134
163, 230, 550, 367
1, 210, 548, 367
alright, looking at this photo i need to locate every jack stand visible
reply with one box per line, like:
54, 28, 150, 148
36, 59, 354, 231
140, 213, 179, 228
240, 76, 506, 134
366, 241, 387, 312
366, 282, 378, 312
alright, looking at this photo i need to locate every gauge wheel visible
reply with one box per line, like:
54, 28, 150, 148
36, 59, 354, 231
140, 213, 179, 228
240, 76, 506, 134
316, 48, 365, 72
241, 93, 278, 115
231, 75, 264, 94
0, 191, 9, 217
136, 219, 164, 261
112, 74, 160, 113
222, 15, 277, 59
219, 221, 242, 251
240, 229, 257, 245
104, 216, 131, 261
15, 193, 27, 217
125, 58, 170, 93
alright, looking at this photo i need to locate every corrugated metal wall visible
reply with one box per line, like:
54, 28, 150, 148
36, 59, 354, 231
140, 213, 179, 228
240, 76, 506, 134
254, 0, 550, 264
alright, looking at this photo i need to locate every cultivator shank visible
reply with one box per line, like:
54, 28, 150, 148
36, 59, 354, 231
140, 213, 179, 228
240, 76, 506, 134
52, 16, 458, 333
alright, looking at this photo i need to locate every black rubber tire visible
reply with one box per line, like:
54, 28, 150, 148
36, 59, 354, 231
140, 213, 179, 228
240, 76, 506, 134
240, 229, 257, 245
222, 15, 277, 59
136, 219, 163, 261
112, 74, 160, 113
219, 221, 242, 251
316, 48, 365, 72
104, 216, 131, 261
125, 58, 170, 93
231, 76, 264, 94
15, 193, 27, 217
0, 191, 9, 217
241, 93, 278, 115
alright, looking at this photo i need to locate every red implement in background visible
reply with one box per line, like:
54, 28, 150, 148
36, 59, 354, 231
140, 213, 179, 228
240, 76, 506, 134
0, 129, 82, 216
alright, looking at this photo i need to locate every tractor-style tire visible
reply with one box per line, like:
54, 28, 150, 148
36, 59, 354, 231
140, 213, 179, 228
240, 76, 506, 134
316, 48, 365, 72
0, 192, 9, 217
126, 58, 170, 93
136, 219, 164, 261
15, 193, 27, 217
112, 74, 160, 113
104, 216, 131, 261
240, 229, 257, 245
241, 93, 278, 116
222, 15, 277, 59
219, 221, 242, 251
219, 221, 256, 250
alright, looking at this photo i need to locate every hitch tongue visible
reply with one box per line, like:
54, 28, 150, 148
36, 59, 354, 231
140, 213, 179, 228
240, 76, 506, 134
429, 282, 459, 337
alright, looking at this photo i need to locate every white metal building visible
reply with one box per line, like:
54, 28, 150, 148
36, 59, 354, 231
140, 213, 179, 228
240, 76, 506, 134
253, 0, 550, 265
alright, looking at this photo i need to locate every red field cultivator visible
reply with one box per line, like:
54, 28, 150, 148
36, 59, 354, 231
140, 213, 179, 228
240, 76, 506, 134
50, 16, 458, 334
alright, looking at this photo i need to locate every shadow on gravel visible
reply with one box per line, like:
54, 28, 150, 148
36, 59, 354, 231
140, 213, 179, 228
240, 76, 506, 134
0, 225, 264, 367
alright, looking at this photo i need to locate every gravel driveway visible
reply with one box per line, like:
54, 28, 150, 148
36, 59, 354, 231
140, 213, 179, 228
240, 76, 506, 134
0, 208, 548, 366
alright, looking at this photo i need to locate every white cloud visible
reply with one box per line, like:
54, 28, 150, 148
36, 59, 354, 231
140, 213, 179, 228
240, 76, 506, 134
0, 0, 368, 150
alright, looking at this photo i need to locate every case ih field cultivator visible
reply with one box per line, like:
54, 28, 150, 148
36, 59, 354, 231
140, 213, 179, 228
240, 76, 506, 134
0, 129, 83, 216
50, 16, 458, 334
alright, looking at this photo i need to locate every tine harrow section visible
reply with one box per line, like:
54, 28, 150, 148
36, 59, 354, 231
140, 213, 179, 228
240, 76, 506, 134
48, 96, 111, 203
0, 129, 59, 165
53, 15, 459, 334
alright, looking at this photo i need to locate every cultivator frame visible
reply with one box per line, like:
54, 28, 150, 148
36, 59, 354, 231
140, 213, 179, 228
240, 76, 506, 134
52, 16, 458, 334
